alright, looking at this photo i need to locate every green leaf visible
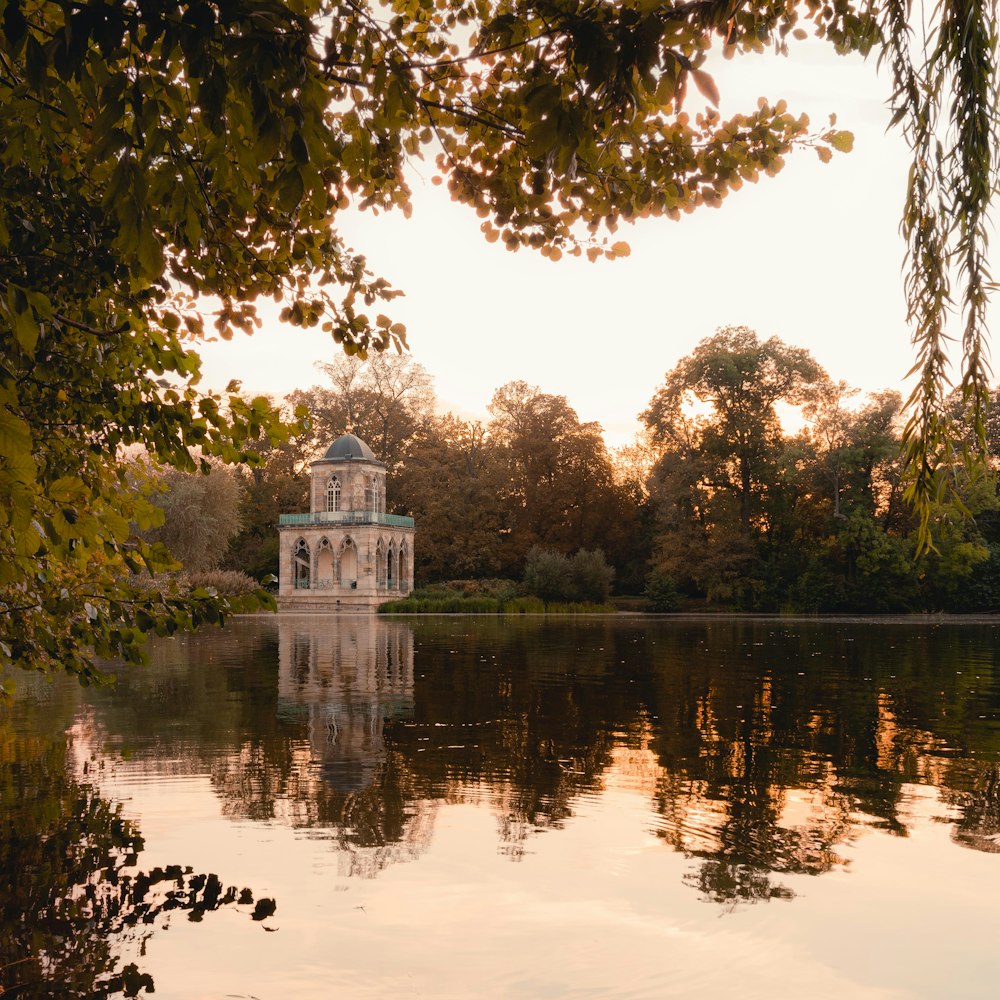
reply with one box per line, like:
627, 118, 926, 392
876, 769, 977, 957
2, 0, 27, 50
278, 168, 304, 213
25, 34, 46, 90
828, 130, 855, 153
290, 132, 309, 165
137, 225, 164, 277
12, 307, 40, 354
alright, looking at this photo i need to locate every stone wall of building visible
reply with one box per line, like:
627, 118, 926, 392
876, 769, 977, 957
309, 461, 386, 514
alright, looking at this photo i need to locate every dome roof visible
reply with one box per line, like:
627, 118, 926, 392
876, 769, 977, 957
322, 433, 378, 462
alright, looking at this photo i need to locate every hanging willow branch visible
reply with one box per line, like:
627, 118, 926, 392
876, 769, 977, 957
880, 0, 1000, 550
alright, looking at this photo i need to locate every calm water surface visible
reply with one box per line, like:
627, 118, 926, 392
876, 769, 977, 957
2, 615, 1000, 999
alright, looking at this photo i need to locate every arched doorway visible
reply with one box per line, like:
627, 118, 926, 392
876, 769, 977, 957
387, 541, 396, 590
316, 537, 334, 588
293, 538, 311, 590
398, 543, 408, 594
339, 536, 358, 589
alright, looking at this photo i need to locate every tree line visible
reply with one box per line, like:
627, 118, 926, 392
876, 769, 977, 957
146, 325, 1000, 613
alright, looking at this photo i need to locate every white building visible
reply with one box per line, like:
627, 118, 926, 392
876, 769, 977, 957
277, 433, 415, 610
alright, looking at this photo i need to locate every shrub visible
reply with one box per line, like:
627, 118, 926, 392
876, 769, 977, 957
523, 547, 615, 603
522, 547, 574, 602
409, 579, 520, 602
644, 570, 682, 612
378, 593, 613, 615
541, 600, 616, 614
501, 596, 546, 614
183, 570, 263, 598
569, 549, 615, 604
379, 596, 504, 614
127, 570, 264, 600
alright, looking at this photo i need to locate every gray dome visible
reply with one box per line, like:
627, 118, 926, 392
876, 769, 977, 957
323, 433, 377, 462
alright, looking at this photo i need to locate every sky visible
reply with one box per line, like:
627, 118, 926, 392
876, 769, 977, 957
194, 37, 974, 449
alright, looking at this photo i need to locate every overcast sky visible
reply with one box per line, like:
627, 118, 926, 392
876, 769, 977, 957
194, 37, 982, 448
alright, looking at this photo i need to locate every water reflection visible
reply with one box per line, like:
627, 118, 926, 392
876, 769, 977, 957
635, 621, 1000, 902
0, 703, 274, 999
3, 615, 1000, 996
268, 616, 434, 876
174, 617, 435, 878
946, 765, 1000, 853
81, 616, 1000, 893
277, 616, 414, 792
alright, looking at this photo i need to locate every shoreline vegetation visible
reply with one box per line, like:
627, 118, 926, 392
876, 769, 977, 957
4, 2, 998, 688
121, 348, 1000, 630
368, 597, 1000, 620
377, 578, 615, 616
378, 595, 616, 615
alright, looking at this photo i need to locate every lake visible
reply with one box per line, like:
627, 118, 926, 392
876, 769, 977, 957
2, 614, 999, 999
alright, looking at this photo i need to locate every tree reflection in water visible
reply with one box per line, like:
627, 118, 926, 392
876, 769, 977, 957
648, 622, 1000, 901
265, 617, 1000, 898
945, 763, 1000, 853
5, 612, 999, 979
192, 618, 1000, 894
0, 713, 274, 999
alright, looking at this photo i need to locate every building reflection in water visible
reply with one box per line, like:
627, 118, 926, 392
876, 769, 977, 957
277, 615, 415, 794
270, 615, 435, 877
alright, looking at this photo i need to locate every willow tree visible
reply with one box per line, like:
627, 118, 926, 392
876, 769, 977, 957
0, 0, 992, 685
876, 0, 999, 547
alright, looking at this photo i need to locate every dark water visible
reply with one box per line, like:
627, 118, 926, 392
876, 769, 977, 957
2, 615, 1000, 998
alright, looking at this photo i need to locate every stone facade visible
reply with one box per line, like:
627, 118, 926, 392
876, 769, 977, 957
277, 433, 415, 611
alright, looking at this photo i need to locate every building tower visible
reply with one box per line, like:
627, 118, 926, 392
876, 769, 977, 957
277, 433, 415, 610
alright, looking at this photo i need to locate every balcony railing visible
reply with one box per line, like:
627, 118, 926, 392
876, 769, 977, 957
279, 511, 415, 529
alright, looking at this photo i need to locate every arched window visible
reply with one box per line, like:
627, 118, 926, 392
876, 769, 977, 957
373, 476, 382, 514
387, 540, 396, 590
326, 475, 341, 512
364, 475, 375, 511
375, 538, 386, 588
293, 538, 311, 590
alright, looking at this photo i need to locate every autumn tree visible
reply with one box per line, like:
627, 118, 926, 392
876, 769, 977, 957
645, 327, 825, 535
488, 381, 631, 574
135, 460, 242, 572
223, 417, 310, 581
802, 385, 904, 522
606, 440, 657, 593
395, 414, 507, 582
